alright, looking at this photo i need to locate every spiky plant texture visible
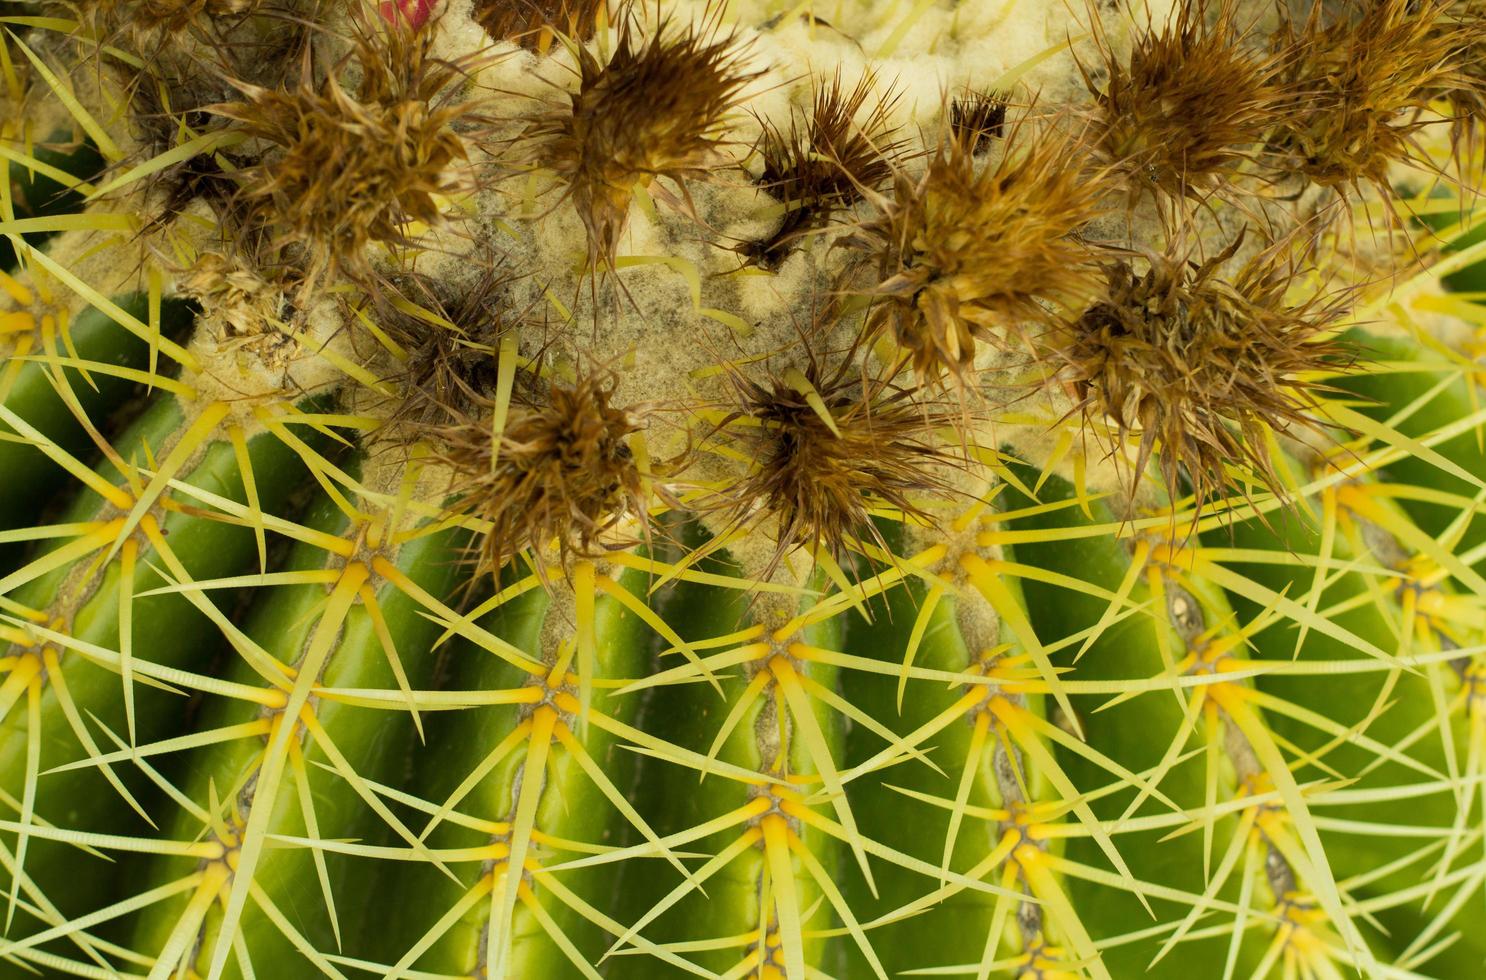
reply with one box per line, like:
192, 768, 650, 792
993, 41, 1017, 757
1, 1, 1485, 979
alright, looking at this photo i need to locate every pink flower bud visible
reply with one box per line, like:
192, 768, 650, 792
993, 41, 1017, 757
379, 0, 436, 30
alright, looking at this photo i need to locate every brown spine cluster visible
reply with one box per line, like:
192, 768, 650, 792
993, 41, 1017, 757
743, 70, 904, 270
210, 16, 475, 291
376, 265, 521, 426
433, 370, 648, 579
85, 0, 1486, 571
948, 88, 1007, 154
842, 120, 1109, 385
1056, 234, 1350, 512
1432, 0, 1486, 133
1267, 0, 1465, 203
74, 0, 264, 45
1082, 0, 1284, 208
475, 0, 607, 50
527, 8, 756, 266
707, 344, 959, 568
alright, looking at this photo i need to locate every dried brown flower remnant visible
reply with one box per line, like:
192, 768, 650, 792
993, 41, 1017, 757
211, 22, 473, 290
1058, 236, 1351, 512
743, 70, 904, 270
179, 250, 285, 339
1085, 0, 1283, 205
80, 0, 261, 43
1268, 0, 1460, 201
530, 12, 755, 265
1429, 0, 1486, 135
710, 353, 957, 568
948, 89, 1007, 154
844, 122, 1106, 384
435, 372, 646, 579
475, 0, 606, 50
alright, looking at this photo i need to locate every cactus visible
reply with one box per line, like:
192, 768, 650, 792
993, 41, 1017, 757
2, 0, 1485, 977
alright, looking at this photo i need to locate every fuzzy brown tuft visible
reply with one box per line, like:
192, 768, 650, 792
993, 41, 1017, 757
211, 19, 473, 291
434, 371, 646, 579
742, 70, 904, 270
1266, 0, 1461, 203
843, 120, 1107, 384
708, 350, 958, 569
474, 0, 606, 51
528, 11, 755, 265
1429, 0, 1486, 138
1056, 235, 1352, 512
1084, 0, 1283, 206
948, 88, 1007, 154
77, 0, 262, 46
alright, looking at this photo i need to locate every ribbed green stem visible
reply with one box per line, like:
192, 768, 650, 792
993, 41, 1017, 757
0, 297, 197, 570
1336, 331, 1486, 574
1003, 471, 1258, 977
838, 579, 1007, 975
1210, 455, 1483, 974
0, 392, 313, 941
611, 541, 842, 979
129, 457, 471, 978
376, 563, 656, 977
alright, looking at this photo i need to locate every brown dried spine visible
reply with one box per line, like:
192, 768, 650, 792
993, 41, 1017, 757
1056, 235, 1352, 512
475, 0, 607, 51
1083, 0, 1284, 205
210, 17, 475, 292
743, 70, 904, 270
843, 118, 1107, 384
374, 266, 522, 426
433, 371, 647, 580
1267, 0, 1462, 203
1427, 0, 1486, 140
178, 250, 287, 340
948, 88, 1007, 154
75, 0, 263, 45
528, 10, 756, 265
708, 351, 958, 569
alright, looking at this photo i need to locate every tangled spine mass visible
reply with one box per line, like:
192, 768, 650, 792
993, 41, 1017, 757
434, 370, 647, 578
1058, 236, 1350, 511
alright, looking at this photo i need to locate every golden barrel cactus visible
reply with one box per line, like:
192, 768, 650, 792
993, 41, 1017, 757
1, 0, 1485, 977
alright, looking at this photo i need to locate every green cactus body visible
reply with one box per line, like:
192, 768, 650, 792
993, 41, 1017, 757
2, 0, 1486, 977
